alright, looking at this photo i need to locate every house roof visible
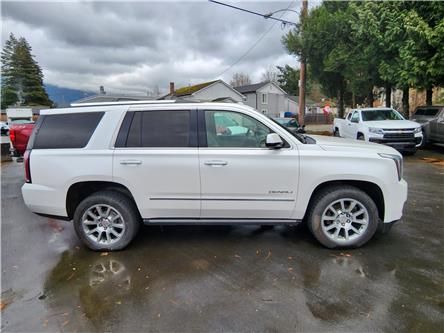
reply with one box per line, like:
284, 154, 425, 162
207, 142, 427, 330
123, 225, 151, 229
234, 82, 269, 94
174, 80, 219, 97
160, 79, 245, 100
287, 95, 299, 103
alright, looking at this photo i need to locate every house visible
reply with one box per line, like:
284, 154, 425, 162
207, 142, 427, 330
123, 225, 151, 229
71, 86, 154, 105
160, 80, 245, 103
234, 81, 298, 118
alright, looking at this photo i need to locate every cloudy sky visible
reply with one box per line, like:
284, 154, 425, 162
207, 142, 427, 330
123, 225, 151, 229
2, 0, 308, 95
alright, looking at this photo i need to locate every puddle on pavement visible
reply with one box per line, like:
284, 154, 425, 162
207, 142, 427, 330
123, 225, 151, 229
38, 225, 439, 332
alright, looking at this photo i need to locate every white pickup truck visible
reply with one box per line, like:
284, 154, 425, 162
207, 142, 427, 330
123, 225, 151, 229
333, 108, 423, 154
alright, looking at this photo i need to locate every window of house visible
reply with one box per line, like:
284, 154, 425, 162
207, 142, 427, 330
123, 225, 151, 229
204, 111, 271, 148
261, 93, 267, 104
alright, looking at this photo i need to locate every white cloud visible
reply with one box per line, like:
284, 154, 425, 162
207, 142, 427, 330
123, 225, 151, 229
2, 1, 301, 94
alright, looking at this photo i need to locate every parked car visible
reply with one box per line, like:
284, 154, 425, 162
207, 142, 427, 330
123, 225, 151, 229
272, 117, 305, 133
411, 105, 444, 145
333, 108, 423, 154
0, 121, 9, 136
9, 119, 35, 157
22, 101, 407, 251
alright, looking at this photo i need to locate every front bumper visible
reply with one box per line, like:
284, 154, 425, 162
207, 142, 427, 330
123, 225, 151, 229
369, 134, 423, 151
383, 179, 408, 223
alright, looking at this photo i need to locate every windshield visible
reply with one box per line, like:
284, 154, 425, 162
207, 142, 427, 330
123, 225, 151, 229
273, 118, 287, 125
414, 108, 439, 116
361, 109, 404, 121
269, 118, 313, 144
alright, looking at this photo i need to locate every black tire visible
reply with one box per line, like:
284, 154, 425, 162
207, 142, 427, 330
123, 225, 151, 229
307, 186, 379, 249
333, 128, 340, 137
357, 133, 365, 141
73, 191, 140, 251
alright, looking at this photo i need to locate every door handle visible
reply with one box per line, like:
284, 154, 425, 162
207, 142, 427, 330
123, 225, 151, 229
204, 160, 228, 167
120, 159, 142, 165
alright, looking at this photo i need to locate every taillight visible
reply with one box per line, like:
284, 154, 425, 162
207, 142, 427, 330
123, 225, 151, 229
9, 128, 15, 143
24, 150, 31, 183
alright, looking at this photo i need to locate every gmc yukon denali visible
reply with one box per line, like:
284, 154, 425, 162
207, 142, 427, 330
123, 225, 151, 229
22, 101, 407, 251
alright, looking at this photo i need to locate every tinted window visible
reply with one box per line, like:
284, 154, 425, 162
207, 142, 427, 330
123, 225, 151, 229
361, 109, 404, 121
125, 110, 191, 147
204, 111, 271, 148
32, 112, 104, 149
415, 108, 439, 116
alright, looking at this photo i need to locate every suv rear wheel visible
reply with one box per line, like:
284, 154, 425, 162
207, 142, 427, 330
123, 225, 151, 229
307, 186, 379, 248
73, 191, 140, 251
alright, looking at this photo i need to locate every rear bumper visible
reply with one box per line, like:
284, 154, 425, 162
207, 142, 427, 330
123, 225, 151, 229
21, 183, 68, 217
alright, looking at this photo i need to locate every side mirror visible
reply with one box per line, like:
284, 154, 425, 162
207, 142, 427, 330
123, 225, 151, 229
265, 133, 283, 149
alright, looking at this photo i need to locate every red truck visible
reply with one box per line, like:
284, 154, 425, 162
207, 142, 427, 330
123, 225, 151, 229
9, 120, 35, 157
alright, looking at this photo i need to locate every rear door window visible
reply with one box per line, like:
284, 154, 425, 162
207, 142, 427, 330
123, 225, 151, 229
31, 112, 104, 149
116, 110, 196, 148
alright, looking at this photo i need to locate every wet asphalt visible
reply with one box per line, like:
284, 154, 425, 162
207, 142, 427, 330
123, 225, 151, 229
1, 147, 443, 332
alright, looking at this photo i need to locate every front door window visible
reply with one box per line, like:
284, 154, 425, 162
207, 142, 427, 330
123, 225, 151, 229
204, 111, 271, 148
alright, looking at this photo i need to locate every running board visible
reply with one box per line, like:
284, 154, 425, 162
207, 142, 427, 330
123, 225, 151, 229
143, 218, 302, 225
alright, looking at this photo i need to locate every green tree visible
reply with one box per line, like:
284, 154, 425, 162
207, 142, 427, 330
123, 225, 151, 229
1, 33, 53, 109
276, 64, 299, 95
1, 33, 19, 108
283, 2, 360, 117
351, 1, 444, 114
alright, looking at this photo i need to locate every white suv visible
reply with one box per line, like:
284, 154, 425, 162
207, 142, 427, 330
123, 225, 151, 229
22, 101, 407, 251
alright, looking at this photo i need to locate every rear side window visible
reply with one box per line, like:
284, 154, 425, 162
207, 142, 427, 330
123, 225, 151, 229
116, 110, 194, 148
32, 112, 104, 149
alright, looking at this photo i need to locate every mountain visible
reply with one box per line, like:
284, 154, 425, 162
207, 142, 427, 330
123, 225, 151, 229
45, 84, 95, 107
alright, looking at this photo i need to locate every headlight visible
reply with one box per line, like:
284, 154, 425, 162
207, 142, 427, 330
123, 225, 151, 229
414, 126, 422, 134
379, 153, 403, 181
369, 127, 384, 135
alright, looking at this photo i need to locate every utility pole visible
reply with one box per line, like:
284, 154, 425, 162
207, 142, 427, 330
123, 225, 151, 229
298, 0, 308, 126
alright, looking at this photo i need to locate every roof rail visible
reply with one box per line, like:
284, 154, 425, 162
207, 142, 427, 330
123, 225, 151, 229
70, 100, 177, 107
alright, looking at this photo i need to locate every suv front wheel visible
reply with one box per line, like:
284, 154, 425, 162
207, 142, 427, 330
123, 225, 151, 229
73, 191, 140, 251
307, 186, 379, 248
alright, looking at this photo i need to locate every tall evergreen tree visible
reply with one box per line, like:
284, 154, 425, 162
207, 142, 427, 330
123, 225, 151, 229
1, 33, 19, 109
1, 33, 53, 109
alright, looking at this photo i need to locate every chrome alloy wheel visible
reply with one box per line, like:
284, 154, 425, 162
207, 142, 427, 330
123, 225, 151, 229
81, 204, 126, 245
321, 198, 369, 243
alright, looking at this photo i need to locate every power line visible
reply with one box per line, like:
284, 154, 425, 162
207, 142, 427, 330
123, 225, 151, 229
214, 1, 296, 78
208, 0, 297, 26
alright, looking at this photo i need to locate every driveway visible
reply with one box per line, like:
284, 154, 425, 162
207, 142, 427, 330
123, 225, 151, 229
1, 148, 443, 332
